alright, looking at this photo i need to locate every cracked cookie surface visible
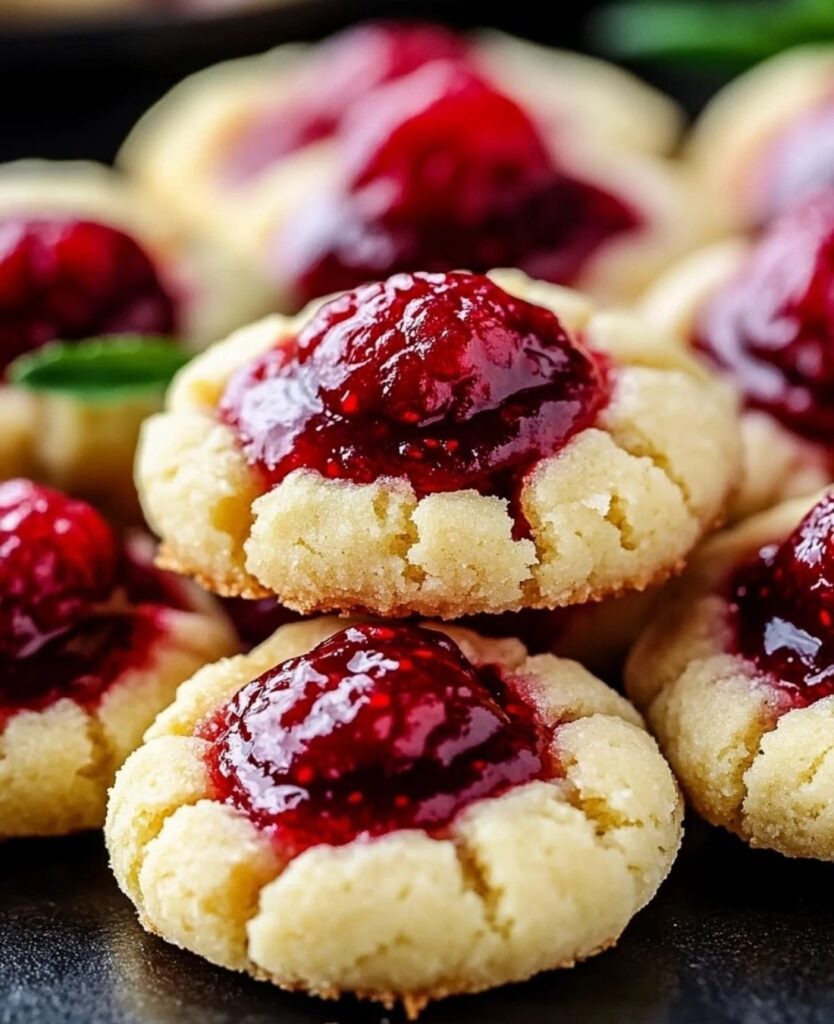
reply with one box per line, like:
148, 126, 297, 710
105, 616, 682, 1016
137, 269, 740, 618
627, 489, 834, 859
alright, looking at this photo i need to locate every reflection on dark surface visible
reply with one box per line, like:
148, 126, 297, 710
1, 817, 833, 1024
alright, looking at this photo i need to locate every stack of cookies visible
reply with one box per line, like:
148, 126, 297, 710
4, 20, 834, 1020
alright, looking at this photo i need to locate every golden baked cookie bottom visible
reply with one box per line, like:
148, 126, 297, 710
0, 605, 237, 839
626, 491, 834, 860
137, 271, 740, 618
105, 617, 682, 1016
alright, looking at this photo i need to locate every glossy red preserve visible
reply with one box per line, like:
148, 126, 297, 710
277, 63, 642, 304
221, 271, 608, 500
0, 216, 179, 371
220, 22, 471, 185
695, 191, 834, 443
199, 623, 548, 855
730, 493, 834, 706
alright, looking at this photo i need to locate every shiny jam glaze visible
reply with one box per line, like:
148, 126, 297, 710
694, 191, 834, 443
277, 62, 642, 305
198, 623, 548, 855
754, 96, 834, 223
220, 22, 471, 185
0, 216, 179, 371
220, 270, 608, 499
730, 493, 834, 707
0, 482, 186, 726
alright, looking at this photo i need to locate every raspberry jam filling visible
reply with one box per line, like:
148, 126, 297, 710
694, 191, 834, 443
730, 493, 834, 707
0, 481, 180, 726
754, 96, 834, 223
198, 623, 548, 855
221, 22, 470, 185
0, 216, 179, 371
277, 63, 642, 306
221, 271, 608, 499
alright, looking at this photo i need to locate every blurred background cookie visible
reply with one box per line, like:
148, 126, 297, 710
688, 45, 834, 232
0, 479, 237, 838
0, 160, 274, 517
120, 22, 697, 309
642, 191, 834, 521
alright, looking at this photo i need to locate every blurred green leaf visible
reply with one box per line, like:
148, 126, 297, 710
589, 0, 834, 67
9, 336, 190, 402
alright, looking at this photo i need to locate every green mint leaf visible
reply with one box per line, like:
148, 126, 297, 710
589, 0, 834, 67
8, 336, 191, 402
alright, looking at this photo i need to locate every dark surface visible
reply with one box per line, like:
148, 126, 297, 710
0, 0, 353, 165
0, 0, 722, 166
2, 816, 834, 1024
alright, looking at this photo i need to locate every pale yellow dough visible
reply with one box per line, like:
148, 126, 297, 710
137, 271, 741, 617
627, 489, 834, 860
105, 617, 682, 1016
0, 161, 274, 515
0, 389, 37, 481
641, 240, 833, 520
119, 34, 695, 307
687, 46, 834, 232
0, 599, 237, 839
0, 385, 164, 523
